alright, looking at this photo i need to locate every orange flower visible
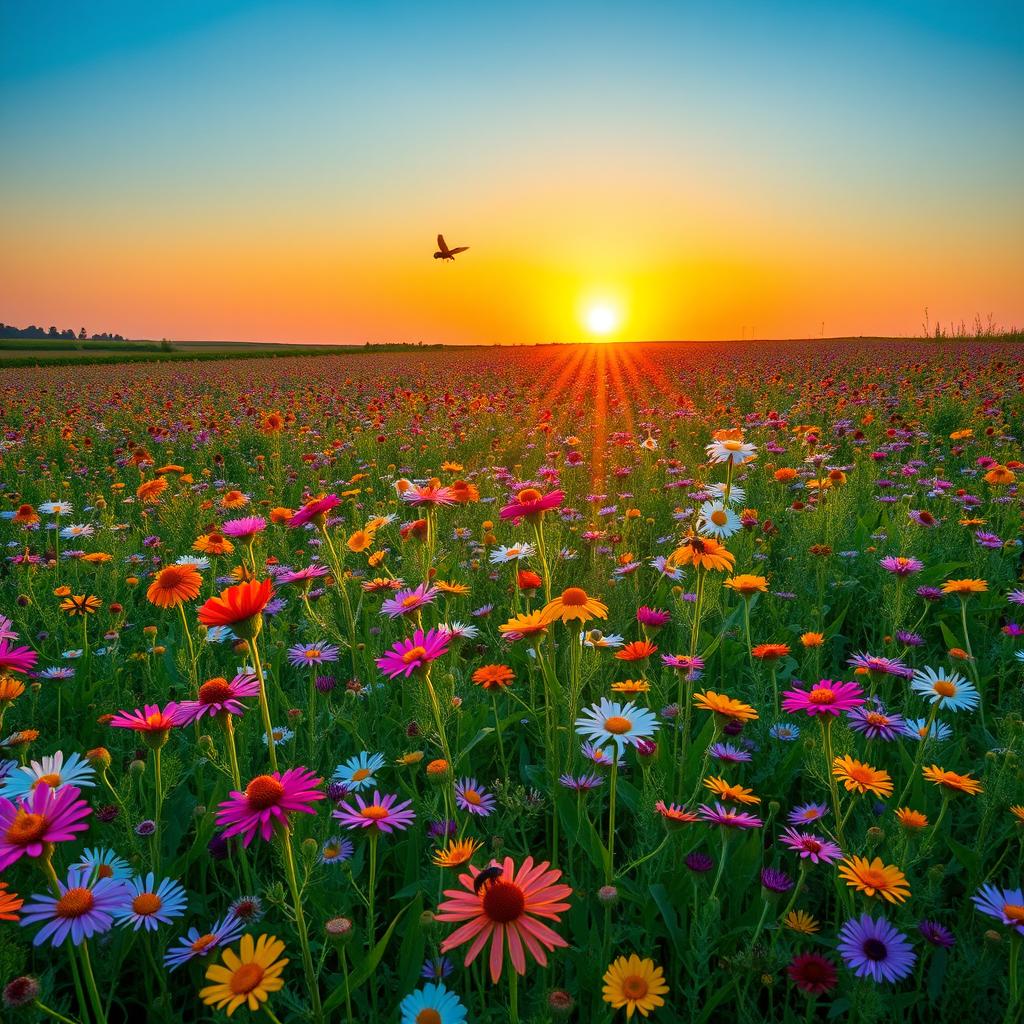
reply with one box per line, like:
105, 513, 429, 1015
922, 765, 983, 795
614, 640, 658, 662
12, 504, 40, 525
940, 578, 987, 596
751, 643, 790, 661
449, 480, 480, 503
838, 857, 910, 904
832, 756, 892, 798
269, 507, 293, 524
432, 838, 482, 868
347, 529, 374, 553
541, 587, 608, 625
693, 690, 758, 722
703, 776, 760, 805
197, 579, 274, 638
194, 532, 235, 556
220, 489, 249, 509
498, 611, 549, 639
0, 881, 23, 921
136, 478, 168, 504
723, 574, 768, 598
800, 632, 825, 648
773, 467, 798, 483
983, 464, 1015, 485
668, 534, 735, 573
0, 675, 26, 704
147, 564, 202, 609
896, 807, 928, 830
611, 679, 650, 695
471, 664, 515, 691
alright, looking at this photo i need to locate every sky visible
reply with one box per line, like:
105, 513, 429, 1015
1, 1, 1022, 345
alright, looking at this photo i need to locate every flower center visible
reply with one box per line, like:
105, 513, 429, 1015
711, 510, 728, 526
6, 810, 47, 845
723, 440, 743, 451
191, 933, 217, 953
561, 587, 589, 606
622, 975, 650, 1000
33, 772, 63, 789
133, 892, 163, 915
604, 715, 633, 735
416, 1011, 442, 1024
804, 838, 821, 853
862, 938, 888, 961
1003, 904, 1024, 923
199, 678, 233, 704
482, 880, 525, 923
865, 713, 887, 727
932, 680, 957, 697
245, 775, 285, 810
402, 646, 428, 663
361, 805, 390, 820
55, 887, 95, 919
517, 488, 542, 503
351, 768, 371, 781
96, 864, 113, 879
304, 649, 322, 660
809, 688, 835, 704
401, 595, 421, 607
229, 962, 265, 995
859, 868, 889, 887
463, 789, 482, 805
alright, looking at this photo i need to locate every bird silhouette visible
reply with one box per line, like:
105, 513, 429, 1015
433, 234, 469, 261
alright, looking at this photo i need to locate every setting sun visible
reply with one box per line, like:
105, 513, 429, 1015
584, 302, 621, 337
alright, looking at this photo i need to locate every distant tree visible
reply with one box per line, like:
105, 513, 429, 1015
79, 327, 87, 339
48, 326, 59, 338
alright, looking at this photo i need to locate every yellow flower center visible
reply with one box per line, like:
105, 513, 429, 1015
401, 595, 420, 607
6, 810, 47, 845
32, 772, 63, 789
463, 789, 482, 805
191, 933, 217, 953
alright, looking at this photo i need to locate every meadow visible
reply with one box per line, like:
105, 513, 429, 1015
0, 340, 1021, 1024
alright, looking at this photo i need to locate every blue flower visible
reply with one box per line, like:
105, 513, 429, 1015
399, 982, 467, 1024
333, 751, 386, 791
116, 873, 188, 931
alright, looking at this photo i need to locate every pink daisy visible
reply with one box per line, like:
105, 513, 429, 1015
173, 674, 260, 724
400, 484, 456, 507
778, 826, 843, 864
333, 791, 416, 834
0, 783, 92, 869
375, 628, 451, 679
499, 488, 565, 523
220, 516, 267, 540
380, 584, 440, 620
0, 638, 38, 675
698, 802, 763, 829
215, 768, 324, 846
288, 495, 341, 529
109, 703, 181, 738
278, 564, 330, 587
782, 680, 865, 716
636, 606, 671, 628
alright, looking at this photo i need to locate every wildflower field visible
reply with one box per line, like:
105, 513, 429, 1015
0, 339, 1021, 1024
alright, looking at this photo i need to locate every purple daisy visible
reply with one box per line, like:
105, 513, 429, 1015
173, 673, 260, 724
709, 742, 752, 763
380, 584, 440, 620
699, 802, 763, 829
788, 802, 829, 825
972, 883, 1024, 935
287, 641, 341, 667
837, 914, 916, 983
846, 652, 913, 680
918, 920, 956, 948
846, 704, 906, 741
778, 826, 843, 864
454, 778, 496, 817
164, 914, 245, 970
333, 790, 416, 834
19, 865, 132, 946
278, 563, 331, 587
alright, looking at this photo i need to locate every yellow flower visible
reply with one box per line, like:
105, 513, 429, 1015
832, 756, 892, 798
940, 578, 987, 596
723, 574, 768, 598
784, 910, 819, 934
199, 934, 288, 1016
602, 954, 670, 1019
668, 533, 735, 573
432, 837, 481, 868
692, 690, 758, 722
838, 856, 911, 904
541, 587, 608, 625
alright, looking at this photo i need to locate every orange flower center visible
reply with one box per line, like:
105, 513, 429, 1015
560, 587, 589, 607
809, 688, 835, 704
55, 887, 95, 919
604, 715, 633, 735
723, 440, 743, 451
858, 867, 890, 888
351, 768, 371, 781
191, 933, 217, 953
463, 789, 482, 805
710, 510, 728, 526
96, 864, 114, 879
416, 1011, 442, 1024
229, 962, 265, 995
932, 680, 957, 697
245, 775, 284, 810
132, 892, 163, 915
402, 646, 428, 664
361, 805, 390, 820
199, 678, 233, 704
847, 766, 873, 784
517, 488, 542, 503
482, 880, 525, 923
401, 595, 421, 607
32, 772, 63, 789
622, 975, 650, 1000
865, 713, 888, 727
1003, 904, 1024, 923
6, 810, 47, 845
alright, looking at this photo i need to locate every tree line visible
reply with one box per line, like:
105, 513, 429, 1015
0, 322, 125, 341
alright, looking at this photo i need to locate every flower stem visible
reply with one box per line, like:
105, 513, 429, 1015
606, 760, 618, 884
281, 828, 322, 1023
247, 639, 278, 772
78, 940, 107, 1024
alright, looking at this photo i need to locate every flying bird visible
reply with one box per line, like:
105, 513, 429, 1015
434, 234, 469, 261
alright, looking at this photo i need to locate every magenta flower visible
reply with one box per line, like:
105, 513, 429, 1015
847, 653, 913, 679
778, 826, 843, 864
636, 606, 671, 628
278, 564, 331, 587
782, 680, 865, 717
375, 628, 451, 679
288, 494, 341, 529
109, 703, 180, 736
333, 791, 416, 833
0, 637, 38, 675
215, 768, 324, 846
400, 483, 456, 507
221, 516, 267, 539
173, 674, 260, 724
0, 783, 92, 870
698, 802, 763, 829
380, 584, 440, 619
879, 556, 924, 577
499, 487, 565, 522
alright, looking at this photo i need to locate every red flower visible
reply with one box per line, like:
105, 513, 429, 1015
197, 579, 274, 635
787, 953, 838, 994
